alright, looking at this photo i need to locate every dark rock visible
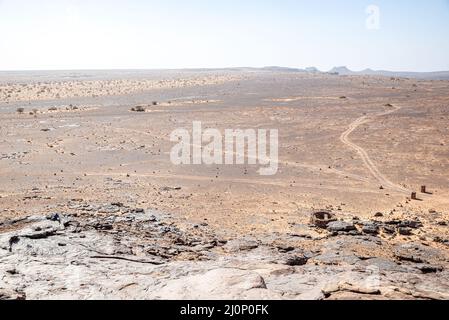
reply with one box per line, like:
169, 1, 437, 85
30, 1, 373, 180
398, 220, 423, 229
433, 237, 449, 245
0, 289, 26, 300
417, 265, 443, 274
362, 223, 379, 235
384, 220, 402, 226
398, 227, 413, 236
8, 236, 20, 252
47, 213, 61, 222
382, 226, 396, 234
283, 254, 309, 266
310, 211, 337, 229
111, 202, 124, 207
374, 212, 384, 217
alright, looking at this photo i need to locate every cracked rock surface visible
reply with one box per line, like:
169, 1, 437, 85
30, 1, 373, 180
1, 205, 448, 300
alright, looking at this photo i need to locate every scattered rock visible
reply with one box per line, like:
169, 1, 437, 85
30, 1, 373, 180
374, 212, 384, 217
223, 239, 259, 253
362, 223, 379, 235
382, 225, 396, 234
310, 211, 337, 229
417, 265, 443, 274
327, 221, 356, 233
0, 289, 26, 300
394, 243, 442, 265
131, 106, 145, 112
281, 252, 309, 266
398, 227, 413, 236
398, 220, 423, 229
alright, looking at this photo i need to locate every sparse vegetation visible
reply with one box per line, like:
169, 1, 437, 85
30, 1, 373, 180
131, 106, 146, 112
16, 107, 25, 114
48, 107, 58, 111
152, 101, 158, 106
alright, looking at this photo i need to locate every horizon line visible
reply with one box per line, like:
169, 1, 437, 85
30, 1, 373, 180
0, 66, 449, 74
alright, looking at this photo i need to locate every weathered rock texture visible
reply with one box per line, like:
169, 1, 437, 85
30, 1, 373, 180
1, 206, 448, 300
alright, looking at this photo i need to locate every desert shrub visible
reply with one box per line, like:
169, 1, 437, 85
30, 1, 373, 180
48, 107, 58, 111
132, 106, 146, 112
16, 107, 25, 114
152, 101, 158, 106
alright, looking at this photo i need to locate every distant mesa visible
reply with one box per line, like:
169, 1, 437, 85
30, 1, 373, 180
305, 67, 320, 73
328, 66, 353, 75
327, 66, 449, 80
224, 66, 449, 80
262, 66, 304, 72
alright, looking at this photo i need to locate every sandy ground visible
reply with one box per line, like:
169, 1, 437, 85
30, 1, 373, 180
1, 70, 449, 299
1, 71, 448, 233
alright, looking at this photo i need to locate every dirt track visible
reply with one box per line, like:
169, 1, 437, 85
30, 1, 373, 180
340, 104, 410, 194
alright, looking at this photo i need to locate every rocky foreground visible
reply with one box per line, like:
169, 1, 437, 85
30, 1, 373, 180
0, 202, 448, 300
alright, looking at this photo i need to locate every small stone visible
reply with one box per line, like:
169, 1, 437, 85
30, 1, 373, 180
374, 212, 384, 217
111, 202, 124, 207
283, 255, 309, 266
47, 213, 61, 222
398, 227, 413, 236
362, 223, 379, 235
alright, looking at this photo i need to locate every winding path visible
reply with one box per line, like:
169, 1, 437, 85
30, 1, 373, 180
340, 105, 410, 194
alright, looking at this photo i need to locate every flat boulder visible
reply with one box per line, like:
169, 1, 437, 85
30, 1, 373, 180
223, 239, 259, 253
362, 223, 379, 235
327, 221, 356, 233
151, 268, 275, 300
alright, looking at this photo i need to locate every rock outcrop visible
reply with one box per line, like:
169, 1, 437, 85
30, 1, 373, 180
1, 206, 448, 300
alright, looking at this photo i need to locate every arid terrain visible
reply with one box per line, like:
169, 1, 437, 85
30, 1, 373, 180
1, 69, 448, 300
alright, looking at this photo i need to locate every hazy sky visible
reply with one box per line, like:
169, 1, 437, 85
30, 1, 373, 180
0, 0, 448, 71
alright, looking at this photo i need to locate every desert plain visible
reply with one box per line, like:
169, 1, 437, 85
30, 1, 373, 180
0, 69, 448, 299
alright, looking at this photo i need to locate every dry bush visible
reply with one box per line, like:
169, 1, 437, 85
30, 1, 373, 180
16, 107, 25, 114
131, 106, 146, 112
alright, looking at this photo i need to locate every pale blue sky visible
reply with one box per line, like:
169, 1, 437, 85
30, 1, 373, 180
0, 0, 448, 71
